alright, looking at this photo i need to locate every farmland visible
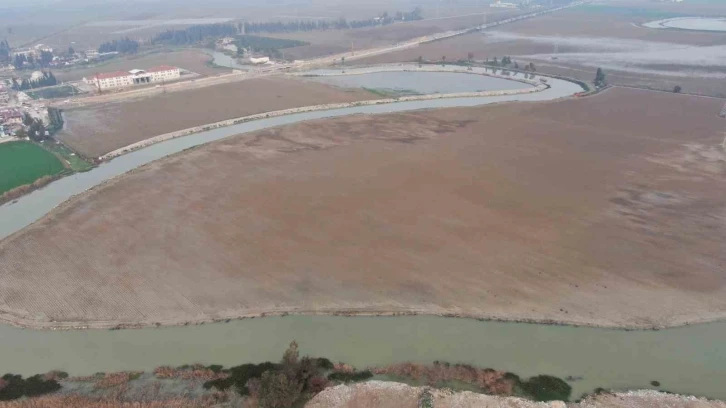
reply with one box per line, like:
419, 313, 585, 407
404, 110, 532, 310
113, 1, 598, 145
0, 142, 65, 196
359, 3, 726, 97
57, 76, 375, 158
2, 88, 725, 329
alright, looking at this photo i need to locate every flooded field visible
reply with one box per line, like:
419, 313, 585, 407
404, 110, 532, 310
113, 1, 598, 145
306, 70, 533, 95
645, 17, 726, 32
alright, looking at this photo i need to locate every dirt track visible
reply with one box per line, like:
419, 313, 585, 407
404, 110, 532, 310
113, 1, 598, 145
1, 88, 726, 329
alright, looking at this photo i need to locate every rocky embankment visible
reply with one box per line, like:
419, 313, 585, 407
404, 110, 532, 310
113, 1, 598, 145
306, 382, 726, 408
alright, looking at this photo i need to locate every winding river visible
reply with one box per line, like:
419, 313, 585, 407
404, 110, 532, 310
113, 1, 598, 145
1, 68, 724, 400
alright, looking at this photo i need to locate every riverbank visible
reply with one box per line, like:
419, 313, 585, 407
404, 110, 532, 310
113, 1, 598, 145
1, 87, 724, 334
98, 66, 546, 161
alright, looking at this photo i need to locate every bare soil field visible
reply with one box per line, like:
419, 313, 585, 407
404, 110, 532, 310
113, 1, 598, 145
2, 88, 726, 329
54, 50, 228, 82
359, 6, 726, 97
500, 9, 726, 46
266, 10, 523, 59
57, 77, 374, 158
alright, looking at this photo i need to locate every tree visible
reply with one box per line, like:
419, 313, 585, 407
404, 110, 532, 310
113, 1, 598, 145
257, 371, 303, 408
418, 55, 423, 67
467, 52, 474, 62
22, 112, 33, 127
441, 55, 446, 67
281, 341, 299, 369
529, 63, 536, 72
493, 57, 498, 66
39, 50, 53, 67
514, 61, 519, 69
341, 56, 345, 65
594, 68, 606, 88
68, 46, 75, 56
673, 85, 682, 93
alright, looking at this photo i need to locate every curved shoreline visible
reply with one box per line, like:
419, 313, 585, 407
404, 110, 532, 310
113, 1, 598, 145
99, 66, 545, 161
0, 67, 592, 332
1, 301, 724, 332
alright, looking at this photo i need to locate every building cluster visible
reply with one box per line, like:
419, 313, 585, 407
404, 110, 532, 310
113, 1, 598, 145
0, 107, 23, 138
12, 44, 54, 59
83, 66, 181, 91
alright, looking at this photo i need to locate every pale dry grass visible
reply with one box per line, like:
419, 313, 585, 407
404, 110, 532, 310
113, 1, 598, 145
373, 362, 514, 395
0, 395, 214, 408
2, 88, 726, 329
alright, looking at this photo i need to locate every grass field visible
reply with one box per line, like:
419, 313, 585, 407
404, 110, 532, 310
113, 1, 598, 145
26, 85, 81, 100
0, 141, 66, 195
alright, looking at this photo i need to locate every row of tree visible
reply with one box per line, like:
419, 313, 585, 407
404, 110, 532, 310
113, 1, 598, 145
98, 37, 139, 54
241, 8, 423, 34
11, 51, 53, 70
10, 71, 57, 91
16, 113, 47, 142
0, 39, 10, 65
151, 24, 237, 46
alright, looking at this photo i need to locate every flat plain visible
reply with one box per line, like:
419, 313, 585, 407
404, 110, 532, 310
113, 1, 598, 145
1, 87, 725, 329
359, 3, 726, 97
57, 76, 375, 158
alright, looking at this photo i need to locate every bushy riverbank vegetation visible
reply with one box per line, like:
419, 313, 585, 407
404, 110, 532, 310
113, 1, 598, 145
0, 342, 576, 407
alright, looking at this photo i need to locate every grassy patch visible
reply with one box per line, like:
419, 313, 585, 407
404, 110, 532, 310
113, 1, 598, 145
42, 141, 93, 172
25, 85, 81, 100
0, 141, 66, 195
518, 375, 572, 402
363, 87, 420, 97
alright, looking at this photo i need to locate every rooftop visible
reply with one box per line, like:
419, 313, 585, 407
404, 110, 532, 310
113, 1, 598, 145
96, 71, 131, 80
146, 65, 178, 73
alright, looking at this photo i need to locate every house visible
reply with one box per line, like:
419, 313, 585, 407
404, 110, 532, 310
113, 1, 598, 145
0, 108, 23, 125
84, 66, 181, 90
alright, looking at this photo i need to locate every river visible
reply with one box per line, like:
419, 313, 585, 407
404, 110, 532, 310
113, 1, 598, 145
2, 316, 726, 399
1, 69, 723, 400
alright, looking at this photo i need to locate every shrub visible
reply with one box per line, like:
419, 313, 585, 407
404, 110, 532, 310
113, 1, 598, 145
207, 365, 224, 374
520, 375, 572, 402
204, 362, 278, 394
0, 374, 61, 401
258, 371, 302, 408
651, 380, 661, 387
327, 370, 373, 383
316, 358, 334, 370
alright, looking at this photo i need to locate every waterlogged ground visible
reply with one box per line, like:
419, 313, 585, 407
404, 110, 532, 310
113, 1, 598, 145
307, 70, 533, 95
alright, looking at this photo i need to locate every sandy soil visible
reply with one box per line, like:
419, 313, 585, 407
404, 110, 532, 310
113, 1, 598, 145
54, 50, 229, 82
57, 76, 375, 158
2, 88, 726, 329
306, 382, 726, 408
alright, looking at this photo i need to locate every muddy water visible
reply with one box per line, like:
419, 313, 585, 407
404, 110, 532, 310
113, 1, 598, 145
5, 71, 721, 400
645, 17, 726, 32
1, 316, 726, 399
307, 70, 533, 94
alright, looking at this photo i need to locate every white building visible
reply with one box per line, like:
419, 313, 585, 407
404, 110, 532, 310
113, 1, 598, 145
84, 65, 181, 90
249, 56, 270, 64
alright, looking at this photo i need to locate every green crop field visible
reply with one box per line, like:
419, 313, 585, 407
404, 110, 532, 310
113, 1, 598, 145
0, 141, 66, 195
